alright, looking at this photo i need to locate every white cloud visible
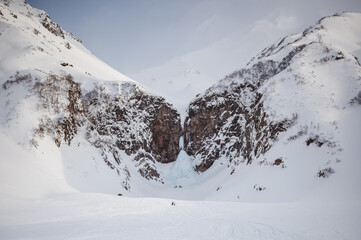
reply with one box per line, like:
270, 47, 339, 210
251, 14, 300, 35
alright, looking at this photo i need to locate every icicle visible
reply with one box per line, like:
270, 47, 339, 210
179, 136, 184, 150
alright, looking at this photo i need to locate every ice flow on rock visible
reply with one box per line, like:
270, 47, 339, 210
167, 136, 196, 186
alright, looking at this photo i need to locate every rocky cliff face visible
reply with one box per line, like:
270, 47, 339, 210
2, 71, 182, 187
83, 81, 182, 183
184, 59, 299, 172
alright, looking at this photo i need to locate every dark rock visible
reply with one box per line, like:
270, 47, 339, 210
254, 184, 266, 191
306, 138, 316, 146
65, 42, 71, 49
350, 91, 361, 105
60, 62, 73, 67
40, 12, 64, 38
306, 136, 331, 148
317, 167, 335, 178
273, 158, 283, 166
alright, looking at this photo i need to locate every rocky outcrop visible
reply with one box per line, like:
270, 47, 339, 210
39, 12, 65, 38
184, 86, 297, 172
184, 47, 303, 172
83, 82, 182, 163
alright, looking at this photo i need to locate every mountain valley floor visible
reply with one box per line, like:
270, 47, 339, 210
0, 192, 360, 240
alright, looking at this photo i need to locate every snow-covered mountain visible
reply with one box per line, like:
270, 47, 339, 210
1, 0, 360, 202
182, 12, 361, 202
0, 0, 183, 197
186, 12, 361, 172
1, 1, 361, 239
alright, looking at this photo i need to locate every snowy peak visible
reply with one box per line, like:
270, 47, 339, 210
0, 0, 135, 82
182, 12, 361, 200
250, 12, 361, 66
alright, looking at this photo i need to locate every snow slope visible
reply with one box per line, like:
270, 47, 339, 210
0, 0, 144, 198
0, 0, 133, 83
1, 193, 360, 240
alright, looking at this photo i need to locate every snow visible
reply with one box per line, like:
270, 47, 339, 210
0, 132, 75, 199
1, 125, 360, 239
0, 1, 361, 239
0, 193, 360, 240
0, 0, 138, 88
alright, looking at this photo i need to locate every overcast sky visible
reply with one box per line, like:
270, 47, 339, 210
27, 0, 361, 75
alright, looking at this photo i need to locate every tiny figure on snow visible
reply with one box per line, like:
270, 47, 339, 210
171, 201, 175, 206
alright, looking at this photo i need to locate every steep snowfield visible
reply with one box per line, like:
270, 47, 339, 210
0, 0, 133, 83
0, 1, 361, 239
0, 0, 144, 197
